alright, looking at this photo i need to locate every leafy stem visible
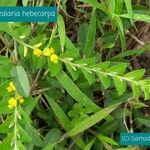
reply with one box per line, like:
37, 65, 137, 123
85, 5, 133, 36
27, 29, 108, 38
60, 58, 141, 86
59, 57, 150, 99
13, 105, 18, 150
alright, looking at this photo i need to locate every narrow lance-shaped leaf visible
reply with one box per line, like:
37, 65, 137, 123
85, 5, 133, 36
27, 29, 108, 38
56, 71, 100, 112
124, 0, 133, 25
115, 16, 126, 50
120, 14, 150, 23
57, 15, 65, 52
97, 134, 119, 146
45, 94, 86, 149
84, 8, 96, 56
45, 94, 71, 131
68, 102, 121, 136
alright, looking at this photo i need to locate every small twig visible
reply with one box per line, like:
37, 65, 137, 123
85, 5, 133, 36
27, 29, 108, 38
41, 96, 50, 109
31, 88, 50, 96
31, 68, 42, 90
126, 30, 145, 46
129, 107, 134, 133
123, 98, 133, 133
77, 4, 92, 8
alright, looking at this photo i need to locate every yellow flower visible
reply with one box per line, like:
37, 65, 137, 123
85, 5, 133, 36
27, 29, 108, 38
6, 82, 16, 93
43, 47, 55, 56
50, 54, 59, 64
16, 95, 24, 104
7, 98, 17, 109
33, 48, 43, 57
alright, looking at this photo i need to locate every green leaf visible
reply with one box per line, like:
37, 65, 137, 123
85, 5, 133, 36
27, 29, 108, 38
57, 15, 65, 51
97, 134, 119, 146
66, 63, 79, 81
45, 94, 71, 131
0, 100, 11, 114
18, 141, 27, 150
0, 56, 11, 64
83, 139, 95, 150
113, 44, 150, 58
0, 115, 14, 133
142, 87, 150, 100
68, 102, 121, 136
43, 128, 62, 150
109, 0, 115, 12
124, 69, 145, 80
45, 94, 86, 149
60, 50, 79, 59
23, 96, 39, 115
97, 73, 111, 89
77, 23, 89, 48
0, 133, 13, 149
121, 13, 150, 23
113, 77, 126, 95
65, 36, 76, 50
56, 71, 100, 112
131, 82, 141, 98
0, 0, 17, 6
48, 59, 62, 77
106, 63, 128, 75
124, 0, 133, 25
25, 123, 43, 147
18, 106, 32, 124
84, 8, 96, 56
0, 63, 14, 78
77, 0, 110, 16
11, 65, 30, 97
115, 16, 126, 50
18, 125, 32, 143
82, 69, 96, 85
137, 118, 150, 127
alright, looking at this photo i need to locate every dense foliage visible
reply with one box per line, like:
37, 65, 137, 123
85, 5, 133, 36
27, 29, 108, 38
0, 0, 150, 150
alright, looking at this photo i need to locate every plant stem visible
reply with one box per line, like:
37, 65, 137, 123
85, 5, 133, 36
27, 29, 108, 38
60, 58, 141, 86
14, 106, 18, 150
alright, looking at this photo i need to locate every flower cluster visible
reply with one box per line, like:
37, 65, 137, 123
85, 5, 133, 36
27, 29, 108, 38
33, 47, 59, 64
6, 82, 16, 93
6, 82, 24, 109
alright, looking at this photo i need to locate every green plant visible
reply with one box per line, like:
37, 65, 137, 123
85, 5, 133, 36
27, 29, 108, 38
0, 0, 150, 149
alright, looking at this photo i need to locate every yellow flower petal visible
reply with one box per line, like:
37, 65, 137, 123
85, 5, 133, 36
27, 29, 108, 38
43, 48, 51, 56
6, 82, 16, 93
50, 54, 58, 64
6, 87, 13, 93
9, 82, 16, 91
33, 48, 43, 57
8, 98, 17, 107
43, 47, 55, 56
19, 98, 24, 104
16, 95, 24, 104
49, 47, 55, 55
